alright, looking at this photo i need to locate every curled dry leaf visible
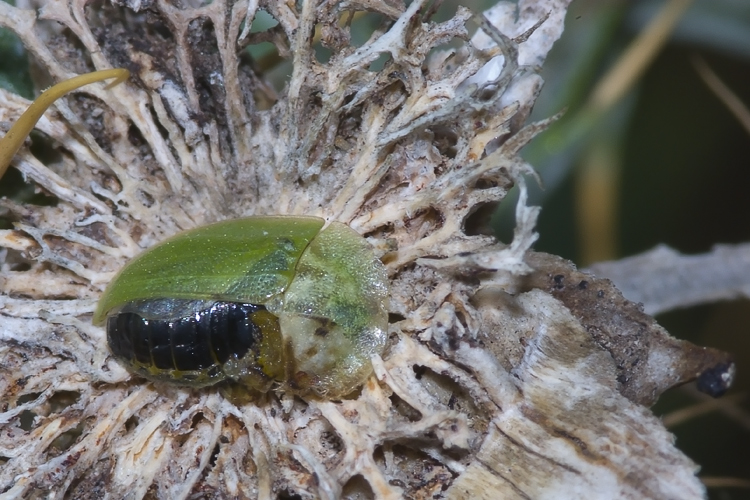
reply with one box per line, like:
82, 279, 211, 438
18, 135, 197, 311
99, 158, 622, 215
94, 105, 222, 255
0, 0, 730, 498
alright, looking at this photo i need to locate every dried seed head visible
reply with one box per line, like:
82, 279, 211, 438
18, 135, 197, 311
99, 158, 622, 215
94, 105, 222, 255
0, 1, 724, 499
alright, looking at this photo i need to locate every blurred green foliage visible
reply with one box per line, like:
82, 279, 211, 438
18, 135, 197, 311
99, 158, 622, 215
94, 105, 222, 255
0, 5, 32, 99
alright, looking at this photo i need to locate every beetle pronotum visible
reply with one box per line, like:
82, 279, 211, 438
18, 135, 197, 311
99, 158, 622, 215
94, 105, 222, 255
0, 70, 390, 398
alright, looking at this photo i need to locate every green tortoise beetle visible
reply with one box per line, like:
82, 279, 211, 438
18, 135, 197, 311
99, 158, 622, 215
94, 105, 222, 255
95, 216, 390, 397
0, 70, 390, 398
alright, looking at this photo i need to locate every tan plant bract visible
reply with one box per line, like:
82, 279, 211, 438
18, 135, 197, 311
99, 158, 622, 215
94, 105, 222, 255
0, 0, 726, 498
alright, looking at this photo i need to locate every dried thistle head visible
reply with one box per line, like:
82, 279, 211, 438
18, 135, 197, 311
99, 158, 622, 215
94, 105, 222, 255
0, 0, 733, 498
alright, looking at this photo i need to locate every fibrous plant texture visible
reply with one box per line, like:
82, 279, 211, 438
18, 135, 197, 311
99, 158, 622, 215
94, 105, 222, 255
0, 0, 734, 499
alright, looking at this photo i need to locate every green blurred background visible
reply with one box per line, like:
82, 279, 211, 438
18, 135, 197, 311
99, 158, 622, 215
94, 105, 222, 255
1, 0, 749, 495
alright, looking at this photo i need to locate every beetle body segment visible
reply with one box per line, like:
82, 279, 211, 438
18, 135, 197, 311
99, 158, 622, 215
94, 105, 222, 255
107, 300, 284, 389
97, 216, 389, 397
94, 216, 325, 322
271, 221, 391, 395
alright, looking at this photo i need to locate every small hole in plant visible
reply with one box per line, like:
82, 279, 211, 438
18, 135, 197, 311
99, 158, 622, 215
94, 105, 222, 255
209, 443, 220, 467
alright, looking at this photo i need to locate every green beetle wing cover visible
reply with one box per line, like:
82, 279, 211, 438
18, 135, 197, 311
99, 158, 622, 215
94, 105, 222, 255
271, 222, 390, 397
93, 216, 324, 324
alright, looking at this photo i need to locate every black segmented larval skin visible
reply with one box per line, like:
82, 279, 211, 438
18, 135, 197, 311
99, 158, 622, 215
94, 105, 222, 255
107, 301, 274, 386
